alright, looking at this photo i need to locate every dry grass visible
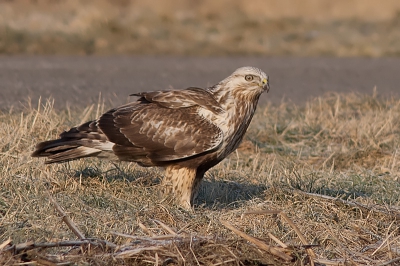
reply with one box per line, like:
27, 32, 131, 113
1, 0, 400, 56
1, 93, 400, 265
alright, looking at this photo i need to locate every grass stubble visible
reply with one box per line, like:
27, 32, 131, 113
0, 92, 399, 265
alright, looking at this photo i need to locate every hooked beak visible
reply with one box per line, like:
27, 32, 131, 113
261, 78, 270, 93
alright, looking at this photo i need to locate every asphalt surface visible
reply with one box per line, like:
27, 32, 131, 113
0, 56, 399, 110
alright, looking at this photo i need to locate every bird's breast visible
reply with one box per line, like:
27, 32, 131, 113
197, 107, 233, 135
197, 102, 257, 158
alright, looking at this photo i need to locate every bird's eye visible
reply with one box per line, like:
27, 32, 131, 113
245, 75, 253, 81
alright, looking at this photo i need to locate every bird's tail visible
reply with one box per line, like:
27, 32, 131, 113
31, 121, 114, 164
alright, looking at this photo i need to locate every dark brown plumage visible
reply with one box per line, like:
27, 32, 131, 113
32, 66, 270, 209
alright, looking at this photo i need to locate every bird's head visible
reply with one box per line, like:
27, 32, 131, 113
231, 66, 269, 92
219, 66, 269, 102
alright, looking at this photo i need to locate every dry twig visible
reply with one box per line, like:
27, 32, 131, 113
48, 194, 85, 239
0, 238, 11, 251
153, 219, 177, 235
243, 209, 317, 265
220, 219, 292, 261
279, 212, 316, 261
267, 232, 288, 249
5, 239, 115, 253
138, 221, 154, 236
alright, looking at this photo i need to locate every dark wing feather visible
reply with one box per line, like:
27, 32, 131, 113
98, 88, 224, 165
31, 121, 108, 163
96, 108, 134, 147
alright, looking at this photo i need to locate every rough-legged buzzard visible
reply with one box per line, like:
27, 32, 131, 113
32, 66, 270, 209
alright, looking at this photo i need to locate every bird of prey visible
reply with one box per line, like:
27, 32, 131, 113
32, 66, 270, 209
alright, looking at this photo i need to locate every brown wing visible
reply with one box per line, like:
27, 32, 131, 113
98, 88, 224, 166
131, 87, 224, 115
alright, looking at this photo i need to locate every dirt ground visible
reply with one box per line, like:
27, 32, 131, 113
0, 56, 399, 110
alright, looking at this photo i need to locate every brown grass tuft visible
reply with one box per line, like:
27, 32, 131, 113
1, 93, 399, 265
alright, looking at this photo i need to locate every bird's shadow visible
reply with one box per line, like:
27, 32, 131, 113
70, 166, 267, 209
70, 165, 162, 185
195, 179, 267, 209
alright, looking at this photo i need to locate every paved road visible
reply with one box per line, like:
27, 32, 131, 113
0, 56, 399, 110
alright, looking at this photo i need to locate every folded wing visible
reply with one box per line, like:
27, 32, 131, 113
32, 87, 224, 165
98, 88, 224, 165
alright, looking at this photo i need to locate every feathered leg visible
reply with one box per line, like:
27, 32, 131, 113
164, 166, 204, 209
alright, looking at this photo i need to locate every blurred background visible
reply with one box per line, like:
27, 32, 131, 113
2, 0, 400, 109
1, 0, 400, 57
